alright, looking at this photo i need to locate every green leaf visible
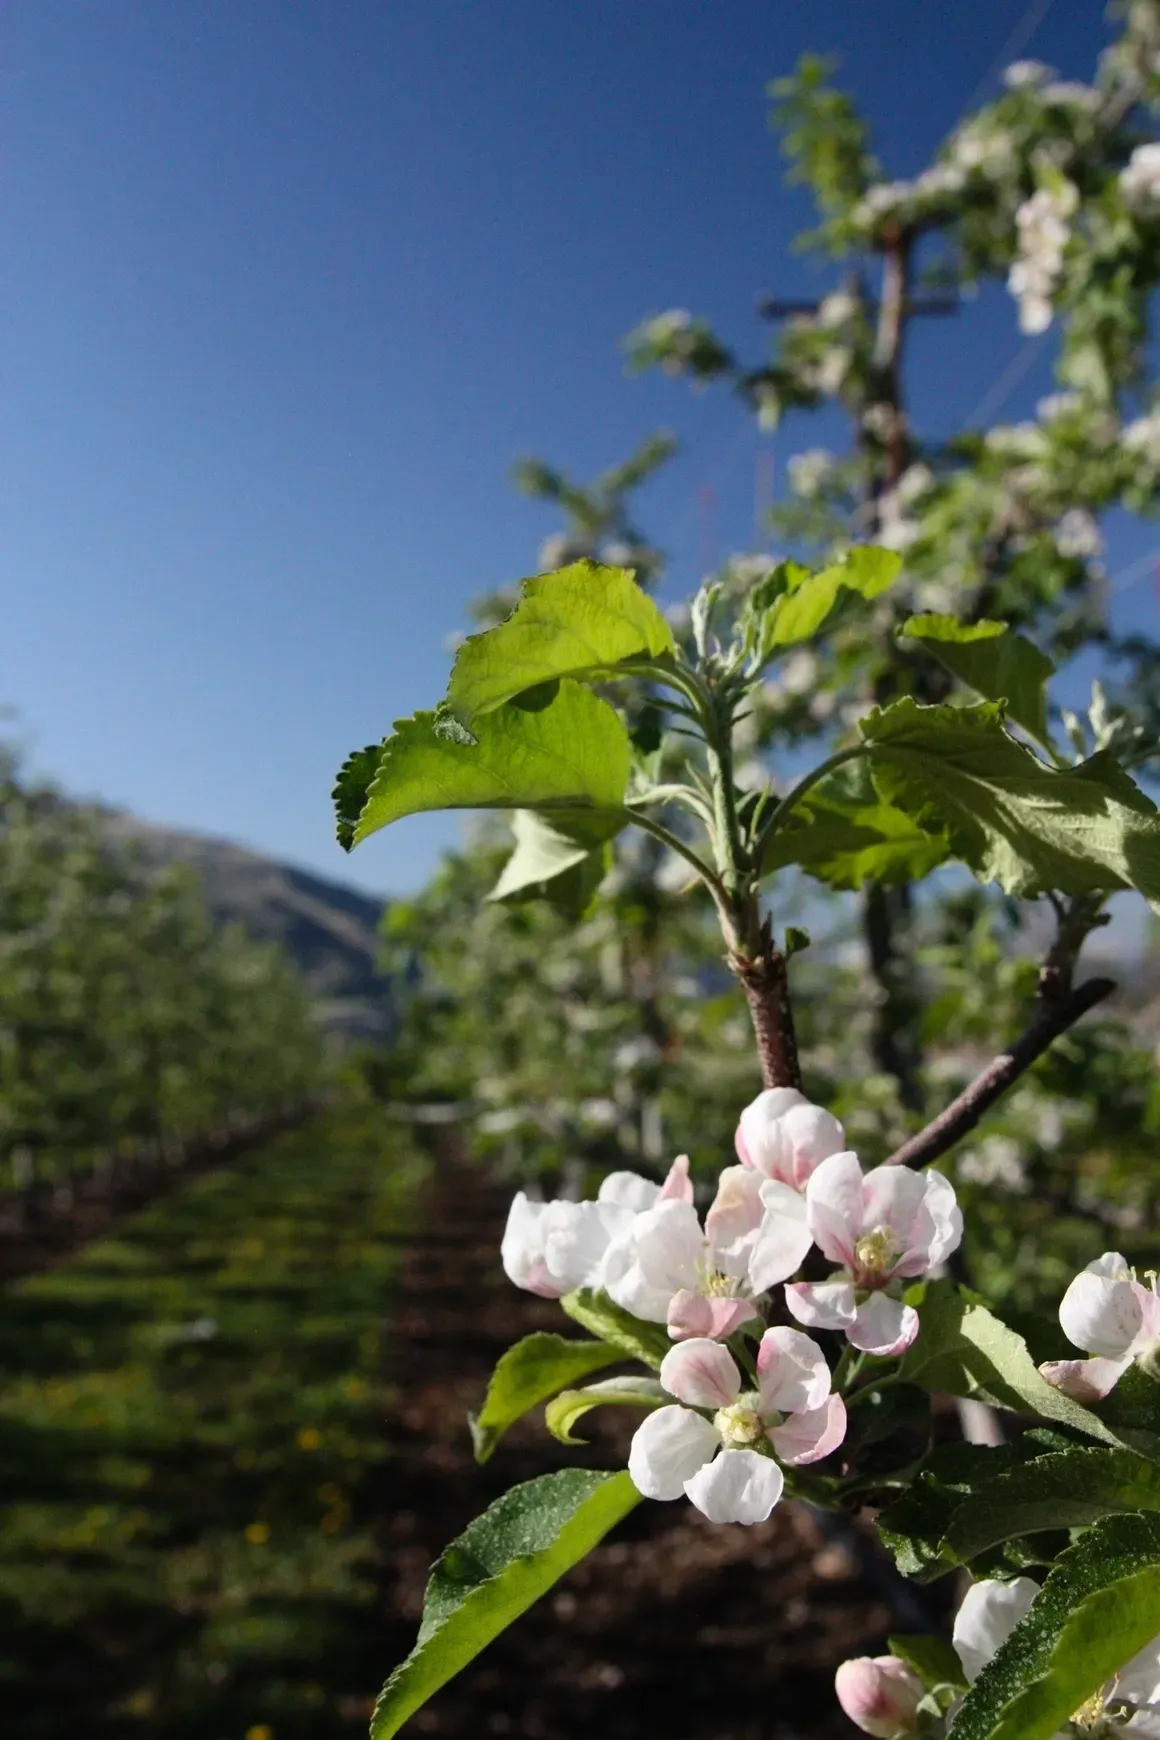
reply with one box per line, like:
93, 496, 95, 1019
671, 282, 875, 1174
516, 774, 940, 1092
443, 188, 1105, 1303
487, 809, 623, 917
761, 789, 950, 888
888, 1633, 968, 1693
468, 1333, 625, 1464
545, 1375, 666, 1445
877, 1438, 1057, 1582
445, 561, 676, 728
948, 1513, 1160, 1740
560, 1287, 673, 1369
345, 681, 631, 849
332, 743, 386, 852
763, 546, 902, 648
899, 1281, 1122, 1447
900, 615, 1054, 746
861, 699, 1160, 907
943, 1445, 1160, 1563
370, 1469, 639, 1740
1094, 1363, 1160, 1459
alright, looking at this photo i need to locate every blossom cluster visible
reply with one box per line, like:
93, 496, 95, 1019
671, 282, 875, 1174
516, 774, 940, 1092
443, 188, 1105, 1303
501, 1087, 963, 1526
838, 1576, 1160, 1737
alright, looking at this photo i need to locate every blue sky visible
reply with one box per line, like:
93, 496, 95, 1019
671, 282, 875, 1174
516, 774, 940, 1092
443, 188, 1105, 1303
5, 0, 1157, 897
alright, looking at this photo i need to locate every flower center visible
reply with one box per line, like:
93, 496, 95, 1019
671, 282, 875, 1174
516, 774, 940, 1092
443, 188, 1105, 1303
696, 1254, 746, 1300
1069, 1691, 1108, 1730
713, 1395, 766, 1449
853, 1226, 899, 1283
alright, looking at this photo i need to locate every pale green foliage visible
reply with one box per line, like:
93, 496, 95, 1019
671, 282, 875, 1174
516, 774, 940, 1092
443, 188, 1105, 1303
446, 560, 674, 728
899, 614, 1054, 747
544, 1375, 666, 1445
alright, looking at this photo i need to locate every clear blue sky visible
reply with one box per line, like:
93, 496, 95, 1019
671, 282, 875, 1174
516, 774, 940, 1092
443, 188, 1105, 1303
5, 0, 1156, 896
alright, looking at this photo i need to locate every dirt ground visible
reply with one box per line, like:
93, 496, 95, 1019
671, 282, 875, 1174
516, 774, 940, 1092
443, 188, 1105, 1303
378, 1155, 948, 1740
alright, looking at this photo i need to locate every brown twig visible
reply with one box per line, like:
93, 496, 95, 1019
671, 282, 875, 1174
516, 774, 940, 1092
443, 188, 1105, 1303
730, 918, 802, 1092
885, 976, 1115, 1169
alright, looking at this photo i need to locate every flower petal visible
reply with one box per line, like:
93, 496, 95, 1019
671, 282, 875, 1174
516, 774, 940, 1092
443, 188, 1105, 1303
861, 1164, 929, 1271
835, 1656, 924, 1739
598, 1171, 660, 1213
660, 1338, 742, 1409
604, 1199, 704, 1323
657, 1153, 695, 1204
805, 1151, 865, 1267
785, 1278, 857, 1333
627, 1405, 719, 1501
706, 1166, 765, 1275
1112, 1632, 1160, 1707
683, 1448, 785, 1524
501, 1193, 562, 1297
952, 1577, 1039, 1684
756, 1325, 832, 1414
747, 1180, 814, 1291
544, 1200, 626, 1292
771, 1394, 847, 1466
666, 1291, 759, 1342
1059, 1270, 1146, 1359
736, 1088, 808, 1175
1085, 1250, 1132, 1279
1038, 1354, 1130, 1403
920, 1168, 964, 1269
849, 1292, 918, 1357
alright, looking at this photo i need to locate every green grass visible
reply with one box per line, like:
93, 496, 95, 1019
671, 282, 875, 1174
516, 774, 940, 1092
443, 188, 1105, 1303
0, 1103, 425, 1740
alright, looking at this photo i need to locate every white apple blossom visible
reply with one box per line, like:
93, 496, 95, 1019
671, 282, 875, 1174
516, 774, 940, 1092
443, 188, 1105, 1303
1007, 182, 1077, 335
818, 289, 858, 328
834, 1656, 924, 1737
950, 121, 1016, 178
1122, 413, 1160, 466
1042, 80, 1099, 110
954, 1577, 1160, 1734
1003, 59, 1054, 88
787, 448, 835, 498
640, 308, 692, 344
501, 1155, 692, 1299
785, 1152, 963, 1356
627, 1328, 847, 1524
1121, 143, 1160, 208
734, 1087, 846, 1191
1040, 1251, 1160, 1401
1054, 506, 1102, 559
603, 1160, 813, 1339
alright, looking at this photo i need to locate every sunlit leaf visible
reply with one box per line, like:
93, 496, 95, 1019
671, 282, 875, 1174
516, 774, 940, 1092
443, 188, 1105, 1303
341, 681, 631, 850
445, 561, 675, 728
761, 789, 950, 887
468, 1333, 624, 1464
899, 614, 1054, 746
370, 1470, 639, 1740
762, 545, 901, 647
545, 1375, 666, 1445
862, 698, 1160, 907
560, 1287, 673, 1368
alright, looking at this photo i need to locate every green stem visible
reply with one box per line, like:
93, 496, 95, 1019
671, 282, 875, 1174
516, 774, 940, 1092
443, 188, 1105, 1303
622, 808, 724, 900
753, 742, 875, 868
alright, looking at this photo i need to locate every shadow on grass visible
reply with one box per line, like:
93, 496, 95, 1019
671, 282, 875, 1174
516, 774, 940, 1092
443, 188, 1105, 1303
0, 1107, 424, 1740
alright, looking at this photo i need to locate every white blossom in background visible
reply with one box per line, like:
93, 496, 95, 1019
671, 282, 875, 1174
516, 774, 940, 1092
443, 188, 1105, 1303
954, 1577, 1160, 1733
875, 485, 921, 552
603, 1158, 814, 1340
628, 1328, 846, 1524
1003, 59, 1054, 88
950, 121, 1017, 179
501, 1155, 692, 1298
1121, 142, 1160, 207
834, 1656, 924, 1738
818, 289, 858, 328
735, 1087, 846, 1191
816, 346, 852, 396
538, 531, 588, 571
853, 180, 914, 228
985, 422, 1049, 459
1042, 80, 1100, 109
1054, 506, 1102, 559
915, 160, 968, 199
1007, 181, 1077, 334
788, 448, 835, 498
957, 1134, 1028, 1193
639, 308, 692, 344
1040, 1251, 1160, 1401
1037, 390, 1082, 422
785, 1152, 963, 1355
1123, 413, 1160, 466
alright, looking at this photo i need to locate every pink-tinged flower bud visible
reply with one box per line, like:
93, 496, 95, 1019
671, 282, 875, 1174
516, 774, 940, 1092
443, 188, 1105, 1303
834, 1656, 924, 1737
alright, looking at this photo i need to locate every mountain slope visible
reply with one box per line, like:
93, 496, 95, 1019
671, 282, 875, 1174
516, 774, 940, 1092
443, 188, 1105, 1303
102, 813, 393, 1042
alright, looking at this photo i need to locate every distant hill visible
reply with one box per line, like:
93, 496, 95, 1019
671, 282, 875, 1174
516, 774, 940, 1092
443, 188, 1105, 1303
102, 814, 394, 1043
